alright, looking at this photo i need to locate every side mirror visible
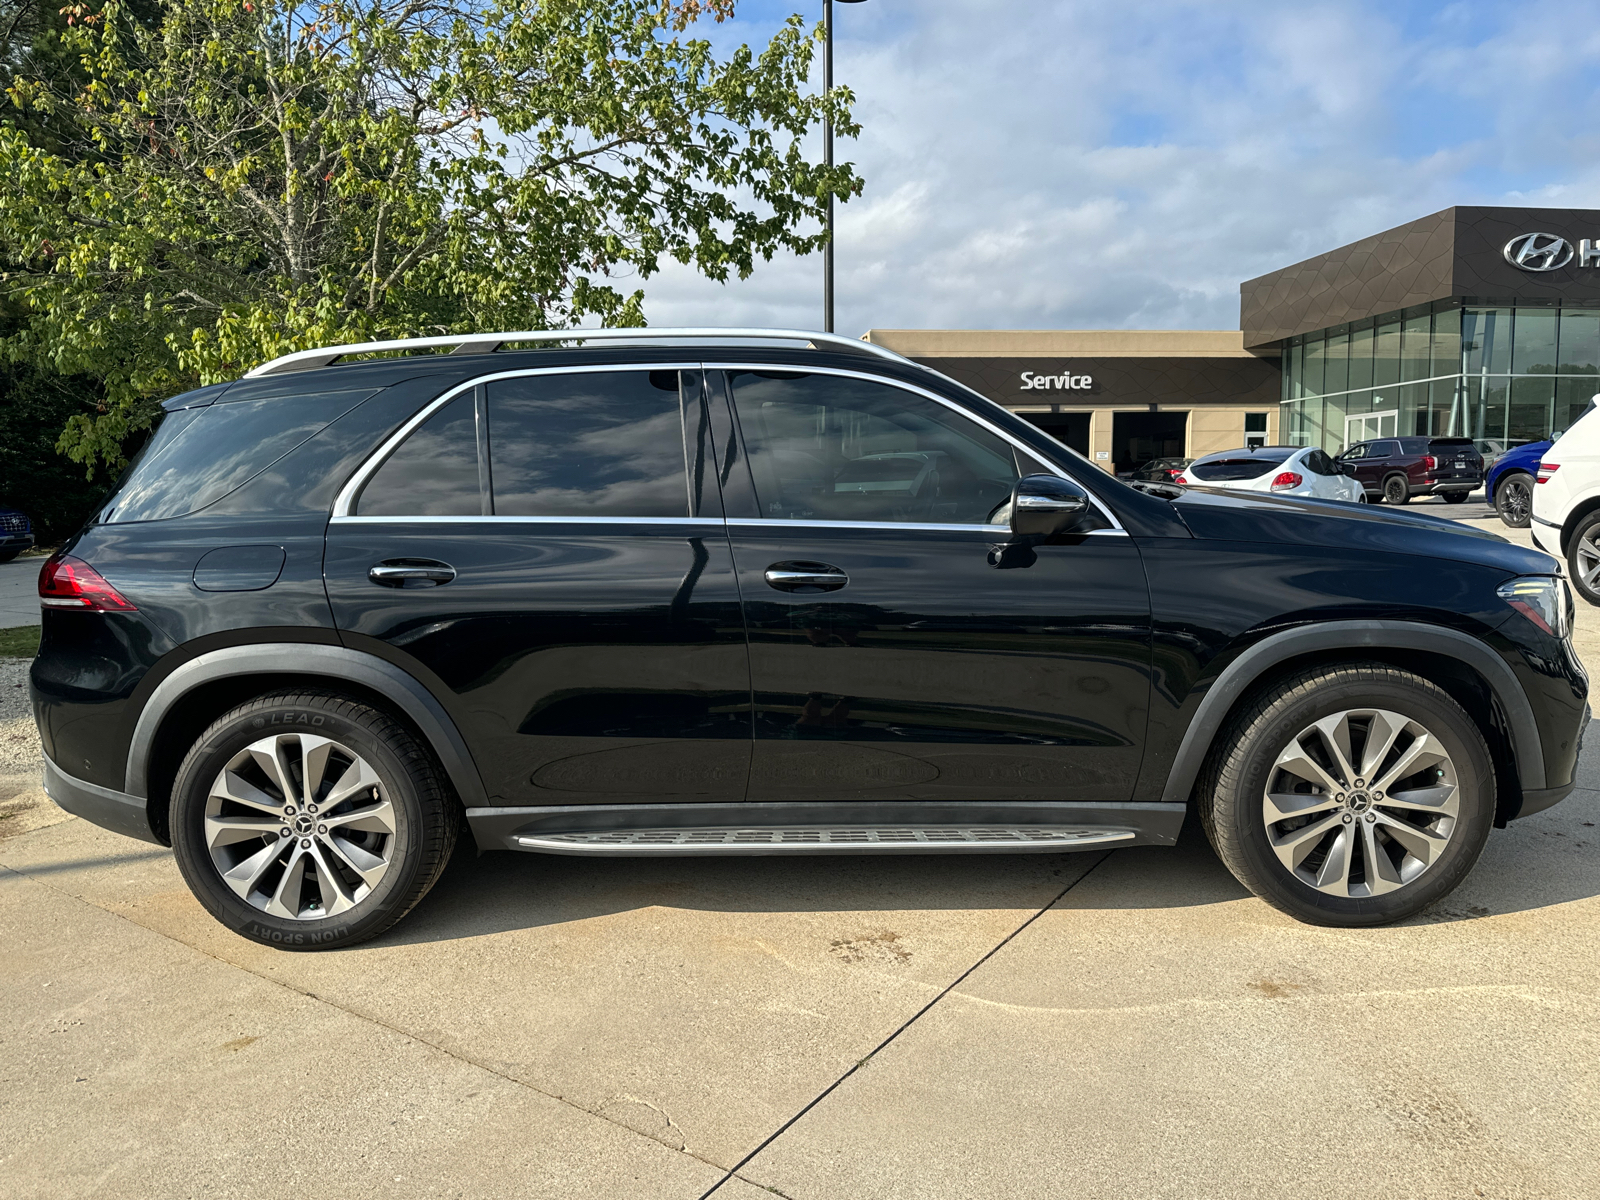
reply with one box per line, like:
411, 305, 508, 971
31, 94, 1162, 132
1010, 474, 1089, 539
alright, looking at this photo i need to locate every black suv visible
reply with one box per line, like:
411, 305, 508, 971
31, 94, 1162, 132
30, 331, 1588, 948
1336, 436, 1483, 504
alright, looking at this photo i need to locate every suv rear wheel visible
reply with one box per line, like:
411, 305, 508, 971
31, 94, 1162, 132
1495, 473, 1533, 527
1200, 664, 1493, 927
1382, 474, 1410, 505
1567, 510, 1600, 606
170, 691, 458, 949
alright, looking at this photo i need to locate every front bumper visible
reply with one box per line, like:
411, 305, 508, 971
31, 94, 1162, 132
41, 751, 163, 845
1, 534, 33, 552
1517, 702, 1591, 819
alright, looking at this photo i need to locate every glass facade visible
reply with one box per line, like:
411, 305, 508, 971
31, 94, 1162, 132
1279, 302, 1600, 452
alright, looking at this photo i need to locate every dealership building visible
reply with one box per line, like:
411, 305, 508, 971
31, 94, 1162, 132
866, 205, 1600, 473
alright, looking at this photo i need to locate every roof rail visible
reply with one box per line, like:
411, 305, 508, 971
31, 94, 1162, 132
243, 327, 916, 378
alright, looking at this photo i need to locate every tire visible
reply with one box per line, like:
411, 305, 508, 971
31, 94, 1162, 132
1198, 663, 1494, 927
1442, 491, 1468, 505
1382, 474, 1411, 505
1567, 510, 1600, 606
1494, 473, 1533, 529
0, 549, 20, 563
170, 691, 458, 950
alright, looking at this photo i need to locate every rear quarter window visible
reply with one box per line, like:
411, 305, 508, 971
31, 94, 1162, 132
105, 390, 377, 522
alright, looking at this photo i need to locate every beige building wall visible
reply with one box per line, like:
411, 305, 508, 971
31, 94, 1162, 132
1004, 403, 1279, 473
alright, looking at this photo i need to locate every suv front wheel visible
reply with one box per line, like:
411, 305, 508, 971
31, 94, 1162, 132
170, 691, 458, 949
1200, 664, 1493, 927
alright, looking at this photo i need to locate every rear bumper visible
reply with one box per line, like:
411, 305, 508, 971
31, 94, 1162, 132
1530, 515, 1559, 555
41, 751, 163, 845
1418, 478, 1480, 494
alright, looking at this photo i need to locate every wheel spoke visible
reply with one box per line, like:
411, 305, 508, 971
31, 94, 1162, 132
1358, 710, 1406, 784
1309, 714, 1360, 785
1313, 826, 1355, 892
1381, 784, 1458, 817
1360, 819, 1405, 894
1374, 811, 1449, 863
322, 757, 384, 810
322, 834, 386, 890
306, 843, 359, 916
221, 838, 286, 901
1272, 742, 1345, 795
299, 735, 336, 803
1371, 733, 1447, 795
1264, 791, 1339, 823
206, 815, 284, 848
249, 737, 300, 807
210, 770, 285, 816
1268, 811, 1344, 872
264, 844, 308, 918
323, 798, 395, 835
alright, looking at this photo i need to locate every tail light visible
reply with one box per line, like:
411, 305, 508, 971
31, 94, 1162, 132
38, 553, 137, 612
1537, 462, 1560, 484
1270, 471, 1303, 491
1421, 454, 1437, 472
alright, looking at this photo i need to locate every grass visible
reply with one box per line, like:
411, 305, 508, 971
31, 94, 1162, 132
0, 626, 41, 659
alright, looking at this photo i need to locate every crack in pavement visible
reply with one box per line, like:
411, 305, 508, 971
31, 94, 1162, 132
0, 860, 740, 1182
696, 851, 1115, 1199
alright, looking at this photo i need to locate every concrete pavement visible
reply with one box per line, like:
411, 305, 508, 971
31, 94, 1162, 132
2, 493, 1598, 1199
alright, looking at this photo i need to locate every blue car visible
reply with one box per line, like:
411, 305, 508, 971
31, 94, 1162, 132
0, 506, 34, 562
1486, 440, 1553, 528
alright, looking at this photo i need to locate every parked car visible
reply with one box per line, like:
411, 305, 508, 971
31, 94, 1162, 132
1126, 456, 1191, 484
1336, 436, 1482, 505
32, 329, 1587, 948
0, 506, 35, 562
1487, 439, 1553, 529
1474, 439, 1507, 473
1172, 445, 1362, 503
1533, 405, 1600, 603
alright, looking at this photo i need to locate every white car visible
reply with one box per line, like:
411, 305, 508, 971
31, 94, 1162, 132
1531, 404, 1600, 603
1173, 445, 1364, 502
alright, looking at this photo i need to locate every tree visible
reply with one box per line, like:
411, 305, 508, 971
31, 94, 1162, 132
0, 0, 862, 474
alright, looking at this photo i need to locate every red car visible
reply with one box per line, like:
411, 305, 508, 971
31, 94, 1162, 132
1334, 436, 1483, 505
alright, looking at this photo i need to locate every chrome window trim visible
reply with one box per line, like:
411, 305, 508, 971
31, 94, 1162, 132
330, 515, 726, 527
332, 359, 1125, 533
332, 362, 702, 519
705, 361, 1125, 531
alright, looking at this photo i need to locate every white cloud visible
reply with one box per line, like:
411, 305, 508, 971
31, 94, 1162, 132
638, 0, 1600, 336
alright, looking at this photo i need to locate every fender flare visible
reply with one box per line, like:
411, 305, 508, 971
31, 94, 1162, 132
125, 643, 489, 808
1158, 620, 1544, 805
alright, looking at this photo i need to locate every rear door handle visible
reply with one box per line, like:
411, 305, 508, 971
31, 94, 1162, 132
368, 559, 457, 588
764, 561, 848, 593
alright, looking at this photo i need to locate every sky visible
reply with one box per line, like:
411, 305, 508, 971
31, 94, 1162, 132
635, 0, 1600, 337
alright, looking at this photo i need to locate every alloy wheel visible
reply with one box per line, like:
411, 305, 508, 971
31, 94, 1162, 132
1500, 478, 1531, 524
203, 733, 396, 919
1576, 530, 1600, 594
1261, 708, 1458, 898
1383, 477, 1408, 505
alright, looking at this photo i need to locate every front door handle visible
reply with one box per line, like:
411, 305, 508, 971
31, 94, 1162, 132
764, 561, 848, 593
369, 559, 457, 588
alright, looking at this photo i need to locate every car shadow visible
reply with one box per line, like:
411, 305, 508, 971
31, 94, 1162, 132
366, 777, 1600, 948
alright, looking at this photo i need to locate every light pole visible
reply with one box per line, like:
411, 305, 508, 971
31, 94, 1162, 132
823, 0, 866, 333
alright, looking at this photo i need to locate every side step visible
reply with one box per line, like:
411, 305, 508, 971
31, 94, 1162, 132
510, 825, 1136, 856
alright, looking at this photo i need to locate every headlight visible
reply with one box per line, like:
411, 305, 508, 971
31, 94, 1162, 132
1497, 575, 1572, 638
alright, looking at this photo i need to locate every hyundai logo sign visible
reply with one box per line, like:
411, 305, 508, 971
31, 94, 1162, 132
1505, 232, 1576, 271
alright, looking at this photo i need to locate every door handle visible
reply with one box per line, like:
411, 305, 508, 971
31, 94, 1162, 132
368, 559, 457, 588
764, 561, 848, 593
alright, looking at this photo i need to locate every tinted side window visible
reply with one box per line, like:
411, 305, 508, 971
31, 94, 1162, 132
488, 371, 687, 518
1374, 440, 1402, 458
1338, 444, 1366, 460
729, 372, 1019, 524
1305, 449, 1337, 476
358, 392, 483, 516
108, 390, 376, 522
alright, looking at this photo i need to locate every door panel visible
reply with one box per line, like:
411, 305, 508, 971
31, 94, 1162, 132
732, 526, 1152, 804
713, 367, 1152, 807
325, 367, 752, 808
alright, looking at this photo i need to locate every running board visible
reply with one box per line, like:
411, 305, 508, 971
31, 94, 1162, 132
509, 825, 1136, 856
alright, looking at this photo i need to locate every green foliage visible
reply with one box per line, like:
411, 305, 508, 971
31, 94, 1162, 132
0, 351, 112, 541
0, 0, 861, 475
